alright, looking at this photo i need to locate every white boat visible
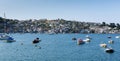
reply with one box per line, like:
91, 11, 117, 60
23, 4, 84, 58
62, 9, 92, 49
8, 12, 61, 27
108, 40, 114, 44
83, 38, 91, 42
0, 34, 9, 40
85, 35, 92, 39
86, 35, 90, 38
115, 36, 120, 38
100, 43, 107, 48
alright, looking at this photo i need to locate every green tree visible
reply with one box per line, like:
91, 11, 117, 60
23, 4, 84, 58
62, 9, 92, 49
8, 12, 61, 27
116, 23, 120, 29
109, 23, 116, 28
101, 22, 106, 26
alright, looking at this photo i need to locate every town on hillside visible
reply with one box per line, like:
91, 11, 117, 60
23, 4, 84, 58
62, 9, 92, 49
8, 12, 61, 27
0, 17, 120, 34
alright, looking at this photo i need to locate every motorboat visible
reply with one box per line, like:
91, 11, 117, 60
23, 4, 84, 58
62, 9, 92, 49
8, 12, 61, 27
100, 43, 107, 48
108, 40, 114, 44
115, 36, 120, 38
105, 48, 114, 53
86, 35, 91, 39
84, 38, 91, 42
77, 39, 85, 45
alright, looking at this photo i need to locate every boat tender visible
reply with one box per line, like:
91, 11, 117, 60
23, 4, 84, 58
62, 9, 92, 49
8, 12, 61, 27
77, 39, 85, 45
100, 43, 107, 48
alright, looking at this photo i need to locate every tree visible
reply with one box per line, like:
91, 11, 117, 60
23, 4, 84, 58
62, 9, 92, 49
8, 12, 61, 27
109, 23, 116, 28
116, 23, 120, 29
101, 22, 106, 26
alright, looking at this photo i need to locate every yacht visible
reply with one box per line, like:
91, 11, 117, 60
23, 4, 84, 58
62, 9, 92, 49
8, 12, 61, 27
0, 34, 16, 43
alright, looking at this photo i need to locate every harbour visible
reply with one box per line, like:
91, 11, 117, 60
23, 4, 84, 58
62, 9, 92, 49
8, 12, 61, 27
0, 33, 120, 61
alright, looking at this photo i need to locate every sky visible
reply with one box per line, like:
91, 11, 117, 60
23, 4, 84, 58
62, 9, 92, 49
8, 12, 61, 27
0, 0, 120, 23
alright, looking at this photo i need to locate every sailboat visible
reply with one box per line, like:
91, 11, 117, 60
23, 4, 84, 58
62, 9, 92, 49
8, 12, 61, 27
0, 34, 16, 42
0, 13, 16, 43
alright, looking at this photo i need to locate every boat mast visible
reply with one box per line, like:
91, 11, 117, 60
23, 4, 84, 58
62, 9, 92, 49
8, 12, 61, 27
4, 12, 7, 33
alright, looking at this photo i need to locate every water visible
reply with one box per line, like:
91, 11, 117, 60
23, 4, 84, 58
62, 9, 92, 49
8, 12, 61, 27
0, 33, 120, 61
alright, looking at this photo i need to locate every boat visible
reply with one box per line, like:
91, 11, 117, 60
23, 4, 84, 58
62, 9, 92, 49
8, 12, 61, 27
32, 38, 41, 44
0, 34, 8, 40
115, 36, 120, 38
48, 30, 55, 35
108, 40, 114, 44
0, 34, 16, 42
72, 37, 77, 40
83, 38, 91, 42
105, 48, 114, 53
33, 40, 39, 44
48, 32, 55, 35
86, 35, 91, 39
0, 13, 16, 43
100, 43, 107, 48
108, 36, 111, 38
77, 39, 85, 45
4, 38, 16, 43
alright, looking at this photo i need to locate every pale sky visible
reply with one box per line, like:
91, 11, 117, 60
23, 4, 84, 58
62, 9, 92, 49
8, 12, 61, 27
0, 0, 120, 23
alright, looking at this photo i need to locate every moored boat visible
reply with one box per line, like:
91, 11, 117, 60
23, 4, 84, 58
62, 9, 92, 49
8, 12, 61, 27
72, 37, 77, 40
86, 35, 91, 39
100, 43, 107, 48
0, 34, 9, 40
77, 39, 85, 45
84, 38, 91, 42
105, 48, 114, 53
33, 38, 41, 44
0, 34, 16, 43
108, 40, 114, 44
115, 36, 120, 38
108, 36, 111, 38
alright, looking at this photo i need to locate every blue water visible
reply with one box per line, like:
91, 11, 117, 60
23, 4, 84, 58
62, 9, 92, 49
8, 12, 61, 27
0, 33, 120, 61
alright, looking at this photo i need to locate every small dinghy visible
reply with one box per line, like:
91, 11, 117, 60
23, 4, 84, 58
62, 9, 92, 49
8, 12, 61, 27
33, 38, 41, 44
77, 39, 85, 45
86, 35, 91, 39
105, 48, 114, 53
84, 38, 91, 42
33, 40, 39, 44
108, 40, 114, 44
72, 37, 77, 40
100, 43, 107, 48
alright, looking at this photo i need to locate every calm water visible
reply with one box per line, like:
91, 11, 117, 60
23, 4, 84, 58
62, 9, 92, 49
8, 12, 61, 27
0, 33, 120, 61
